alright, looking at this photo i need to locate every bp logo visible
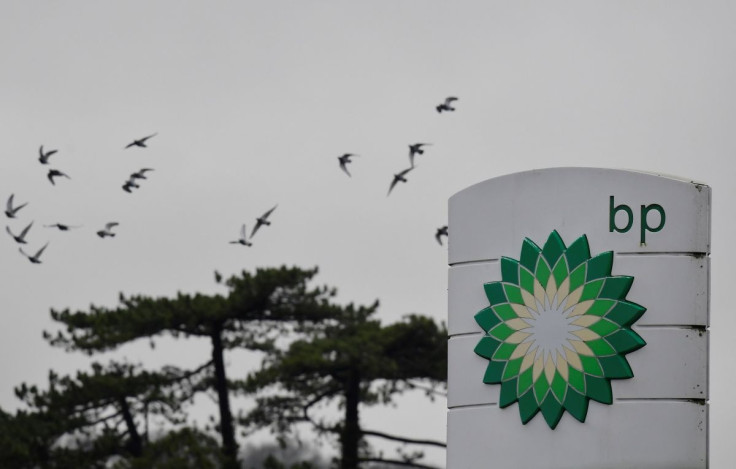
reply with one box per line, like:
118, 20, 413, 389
474, 230, 646, 429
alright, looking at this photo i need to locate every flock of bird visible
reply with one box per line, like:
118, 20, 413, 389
6, 132, 283, 263
229, 205, 278, 247
4, 135, 163, 264
6, 96, 457, 264
337, 96, 455, 245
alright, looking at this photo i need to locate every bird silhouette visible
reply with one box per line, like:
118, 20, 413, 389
44, 223, 81, 231
38, 146, 58, 164
125, 133, 157, 149
388, 167, 415, 196
338, 154, 358, 177
6, 221, 33, 244
130, 168, 154, 179
47, 169, 70, 185
436, 97, 458, 113
122, 179, 140, 193
435, 225, 448, 246
251, 205, 278, 238
19, 242, 49, 264
230, 225, 253, 246
96, 222, 119, 238
408, 143, 431, 167
5, 194, 28, 218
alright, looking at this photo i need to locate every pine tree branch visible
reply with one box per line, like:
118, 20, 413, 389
85, 409, 123, 427
358, 457, 440, 469
167, 360, 214, 384
302, 387, 340, 433
404, 379, 447, 397
361, 430, 447, 448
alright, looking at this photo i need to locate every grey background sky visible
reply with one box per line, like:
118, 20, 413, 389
1, 1, 733, 466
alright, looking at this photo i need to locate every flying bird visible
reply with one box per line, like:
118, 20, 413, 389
388, 167, 415, 196
130, 168, 154, 179
6, 221, 33, 244
125, 133, 157, 149
44, 223, 81, 231
19, 242, 49, 264
230, 224, 253, 246
5, 194, 28, 218
96, 222, 119, 238
122, 179, 140, 193
337, 154, 358, 177
436, 97, 458, 113
435, 225, 449, 246
47, 169, 70, 185
408, 143, 431, 167
38, 146, 58, 164
250, 205, 278, 238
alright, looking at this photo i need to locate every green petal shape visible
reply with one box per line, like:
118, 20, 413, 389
493, 342, 517, 360
518, 367, 534, 395
599, 355, 634, 379
519, 239, 541, 272
540, 393, 564, 429
519, 267, 535, 294
535, 259, 552, 290
518, 391, 539, 424
483, 360, 505, 384
563, 388, 589, 422
501, 257, 520, 284
606, 301, 646, 327
607, 329, 647, 354
541, 230, 565, 268
474, 307, 500, 333
568, 264, 587, 292
474, 230, 647, 429
586, 252, 613, 281
585, 376, 613, 404
551, 257, 569, 288
600, 277, 634, 300
565, 235, 591, 271
503, 284, 525, 305
568, 366, 586, 394
484, 283, 506, 306
494, 304, 518, 321
499, 378, 518, 407
474, 336, 500, 359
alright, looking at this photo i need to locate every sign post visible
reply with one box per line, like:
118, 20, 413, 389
447, 168, 710, 468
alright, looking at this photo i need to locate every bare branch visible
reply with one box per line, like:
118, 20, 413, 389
405, 379, 447, 397
358, 457, 441, 469
361, 430, 446, 448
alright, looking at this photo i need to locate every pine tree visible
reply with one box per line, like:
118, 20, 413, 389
7, 361, 216, 468
45, 266, 341, 468
241, 302, 447, 469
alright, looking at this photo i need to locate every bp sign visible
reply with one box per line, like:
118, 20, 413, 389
447, 168, 709, 468
474, 230, 647, 429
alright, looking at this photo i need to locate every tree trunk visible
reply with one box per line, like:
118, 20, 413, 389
211, 325, 239, 469
119, 397, 143, 457
341, 368, 361, 469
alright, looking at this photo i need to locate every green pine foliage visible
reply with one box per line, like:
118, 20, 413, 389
241, 303, 447, 469
1, 266, 446, 469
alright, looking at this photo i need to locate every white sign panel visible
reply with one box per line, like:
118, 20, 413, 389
447, 168, 710, 469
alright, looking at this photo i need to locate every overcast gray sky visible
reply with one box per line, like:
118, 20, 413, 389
1, 1, 734, 466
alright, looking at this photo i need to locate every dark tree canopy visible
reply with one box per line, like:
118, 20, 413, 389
0, 407, 65, 468
47, 266, 340, 353
3, 266, 447, 469
242, 302, 447, 469
41, 266, 344, 469
3, 361, 214, 469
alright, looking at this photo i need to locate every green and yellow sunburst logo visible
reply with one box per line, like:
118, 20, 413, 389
474, 230, 646, 429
